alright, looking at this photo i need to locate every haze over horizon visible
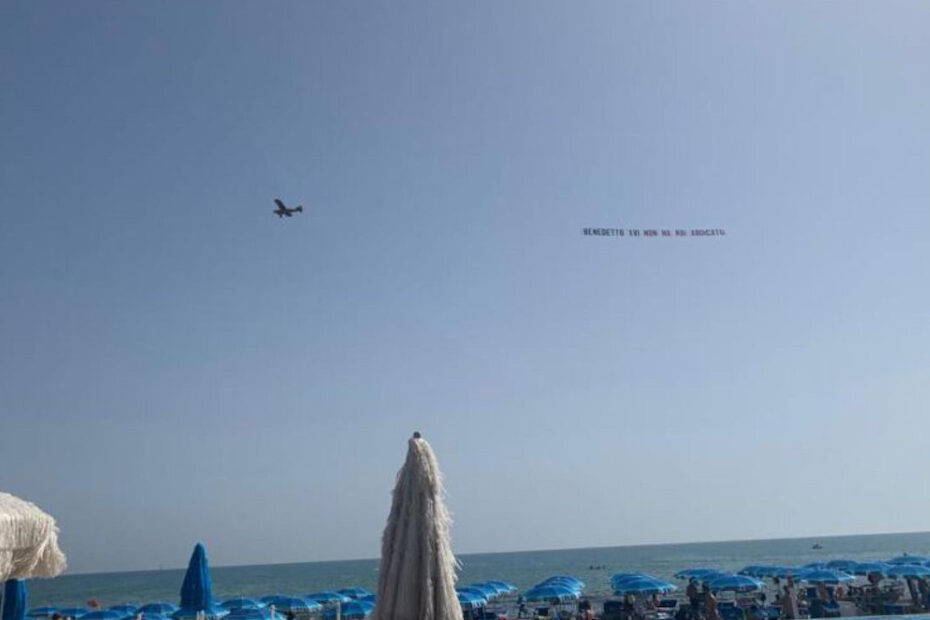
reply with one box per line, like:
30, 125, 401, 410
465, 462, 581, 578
3, 1, 929, 574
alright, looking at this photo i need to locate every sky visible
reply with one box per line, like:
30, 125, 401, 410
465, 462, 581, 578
2, 1, 930, 575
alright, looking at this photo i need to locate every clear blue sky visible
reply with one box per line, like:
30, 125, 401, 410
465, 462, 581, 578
2, 1, 929, 574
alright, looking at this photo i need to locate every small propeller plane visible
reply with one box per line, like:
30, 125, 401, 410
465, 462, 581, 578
273, 199, 303, 218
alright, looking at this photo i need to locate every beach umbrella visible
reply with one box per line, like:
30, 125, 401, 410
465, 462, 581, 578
225, 609, 286, 620
263, 598, 320, 614
826, 560, 858, 572
610, 574, 650, 585
611, 578, 676, 596
26, 609, 57, 619
704, 575, 763, 593
55, 609, 88, 619
139, 605, 179, 616
539, 577, 584, 589
886, 565, 930, 578
535, 579, 581, 594
106, 607, 137, 616
336, 590, 373, 602
371, 433, 461, 620
674, 569, 721, 580
324, 602, 373, 620
799, 569, 854, 584
220, 600, 265, 612
455, 594, 485, 611
482, 582, 516, 594
2, 580, 27, 620
888, 555, 930, 566
257, 599, 285, 607
453, 589, 487, 603
853, 563, 889, 576
521, 585, 578, 603
306, 594, 351, 605
173, 544, 227, 620
122, 616, 172, 620
358, 596, 376, 604
462, 585, 496, 600
801, 563, 828, 570
80, 612, 122, 620
770, 566, 808, 578
0, 493, 67, 582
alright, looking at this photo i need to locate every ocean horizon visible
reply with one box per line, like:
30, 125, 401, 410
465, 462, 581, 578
25, 530, 930, 607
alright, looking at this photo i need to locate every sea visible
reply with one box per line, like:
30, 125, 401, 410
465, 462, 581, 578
23, 532, 930, 609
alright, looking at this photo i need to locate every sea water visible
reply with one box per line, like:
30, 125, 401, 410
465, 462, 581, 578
24, 532, 930, 607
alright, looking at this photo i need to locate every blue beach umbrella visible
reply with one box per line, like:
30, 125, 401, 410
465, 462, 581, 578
521, 585, 578, 603
473, 582, 508, 596
540, 577, 584, 589
174, 544, 227, 620
81, 612, 123, 620
484, 581, 517, 594
305, 593, 351, 605
26, 610, 57, 619
56, 609, 89, 619
610, 573, 650, 584
770, 566, 809, 578
225, 610, 285, 620
853, 563, 889, 576
323, 601, 373, 620
123, 615, 172, 620
799, 569, 854, 584
456, 592, 486, 611
219, 600, 265, 612
826, 560, 858, 572
675, 569, 721, 580
106, 607, 138, 616
3, 580, 28, 620
888, 555, 930, 566
335, 589, 372, 601
139, 605, 179, 616
262, 598, 319, 614
464, 584, 497, 599
455, 588, 490, 602
612, 577, 676, 596
886, 565, 930, 578
704, 575, 764, 593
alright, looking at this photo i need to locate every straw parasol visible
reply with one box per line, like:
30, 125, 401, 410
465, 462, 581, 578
371, 432, 462, 620
0, 492, 67, 582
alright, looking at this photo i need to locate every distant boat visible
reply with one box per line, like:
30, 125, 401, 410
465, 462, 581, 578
812, 543, 823, 550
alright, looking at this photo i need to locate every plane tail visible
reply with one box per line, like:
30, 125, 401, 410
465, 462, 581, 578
295, 206, 303, 212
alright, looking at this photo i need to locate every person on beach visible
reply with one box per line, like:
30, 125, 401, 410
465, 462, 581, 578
687, 578, 701, 616
703, 587, 719, 620
781, 584, 798, 620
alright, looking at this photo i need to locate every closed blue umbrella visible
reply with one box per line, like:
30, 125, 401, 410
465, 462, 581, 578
305, 593, 351, 605
521, 585, 578, 603
27, 609, 57, 619
336, 589, 372, 601
220, 600, 265, 612
886, 565, 930, 578
3, 580, 27, 620
799, 569, 854, 584
139, 605, 178, 616
704, 575, 764, 593
174, 544, 226, 620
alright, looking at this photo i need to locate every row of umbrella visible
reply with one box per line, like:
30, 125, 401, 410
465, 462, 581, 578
455, 581, 518, 609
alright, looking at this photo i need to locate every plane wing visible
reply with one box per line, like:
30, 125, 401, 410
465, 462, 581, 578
274, 199, 286, 209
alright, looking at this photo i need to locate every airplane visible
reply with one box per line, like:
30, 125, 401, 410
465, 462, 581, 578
273, 198, 303, 218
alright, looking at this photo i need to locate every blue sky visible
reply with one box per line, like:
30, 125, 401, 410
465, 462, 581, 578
2, 1, 929, 574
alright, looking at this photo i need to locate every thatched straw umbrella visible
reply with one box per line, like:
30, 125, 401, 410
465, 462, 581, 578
0, 492, 66, 582
371, 433, 462, 620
